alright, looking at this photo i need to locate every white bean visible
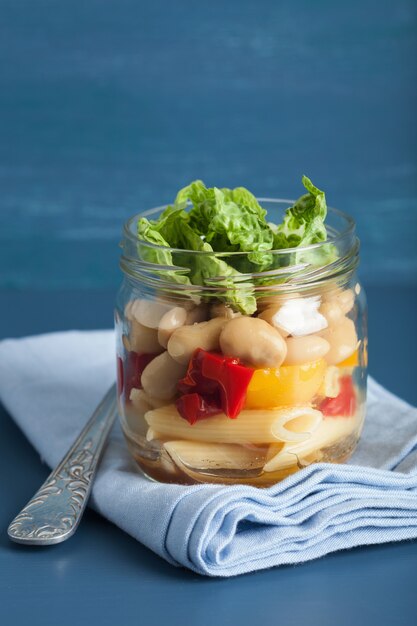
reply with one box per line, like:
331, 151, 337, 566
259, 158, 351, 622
324, 288, 354, 315
130, 388, 167, 414
141, 352, 187, 400
219, 316, 287, 367
337, 289, 355, 314
128, 298, 173, 329
158, 307, 188, 348
167, 317, 227, 364
130, 388, 154, 415
283, 335, 330, 365
320, 317, 358, 365
319, 300, 344, 326
128, 319, 163, 354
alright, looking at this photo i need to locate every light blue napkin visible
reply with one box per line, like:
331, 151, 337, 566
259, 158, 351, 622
1, 330, 417, 577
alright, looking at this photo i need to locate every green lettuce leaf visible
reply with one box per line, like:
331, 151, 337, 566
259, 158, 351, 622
273, 175, 337, 266
137, 217, 192, 286
138, 204, 257, 314
137, 176, 336, 314
173, 220, 257, 315
273, 175, 327, 248
182, 182, 274, 271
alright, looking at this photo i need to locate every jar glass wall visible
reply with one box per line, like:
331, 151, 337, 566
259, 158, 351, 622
115, 200, 367, 486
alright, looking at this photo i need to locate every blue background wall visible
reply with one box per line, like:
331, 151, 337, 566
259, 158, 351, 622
1, 0, 416, 289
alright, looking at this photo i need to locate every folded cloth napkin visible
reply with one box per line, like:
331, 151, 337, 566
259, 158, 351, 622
1, 330, 417, 577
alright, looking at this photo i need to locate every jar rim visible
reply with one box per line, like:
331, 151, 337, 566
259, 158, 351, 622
122, 198, 356, 258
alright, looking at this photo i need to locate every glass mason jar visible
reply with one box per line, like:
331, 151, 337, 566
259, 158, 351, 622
115, 200, 367, 487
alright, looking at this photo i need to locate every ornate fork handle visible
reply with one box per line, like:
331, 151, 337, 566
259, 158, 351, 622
8, 384, 116, 545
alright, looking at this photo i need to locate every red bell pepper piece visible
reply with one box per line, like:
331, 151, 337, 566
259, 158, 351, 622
176, 348, 254, 424
177, 349, 219, 397
201, 351, 254, 419
123, 351, 156, 402
320, 376, 356, 417
176, 393, 222, 425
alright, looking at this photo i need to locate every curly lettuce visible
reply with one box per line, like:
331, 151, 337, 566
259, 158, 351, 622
137, 176, 336, 314
273, 176, 327, 249
138, 204, 256, 314
137, 217, 192, 287
177, 181, 274, 270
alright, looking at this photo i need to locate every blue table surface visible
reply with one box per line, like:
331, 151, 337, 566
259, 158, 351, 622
0, 285, 416, 626
1, 0, 416, 290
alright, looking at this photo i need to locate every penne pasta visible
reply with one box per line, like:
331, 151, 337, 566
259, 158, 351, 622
146, 428, 160, 441
264, 407, 364, 472
270, 407, 322, 442
164, 440, 268, 473
144, 405, 322, 444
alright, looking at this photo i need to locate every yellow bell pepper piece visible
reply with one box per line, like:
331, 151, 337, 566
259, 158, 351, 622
337, 348, 359, 368
245, 359, 327, 409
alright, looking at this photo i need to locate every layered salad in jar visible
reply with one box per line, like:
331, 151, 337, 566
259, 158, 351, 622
116, 176, 367, 486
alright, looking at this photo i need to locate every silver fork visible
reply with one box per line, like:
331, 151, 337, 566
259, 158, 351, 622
8, 384, 116, 545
